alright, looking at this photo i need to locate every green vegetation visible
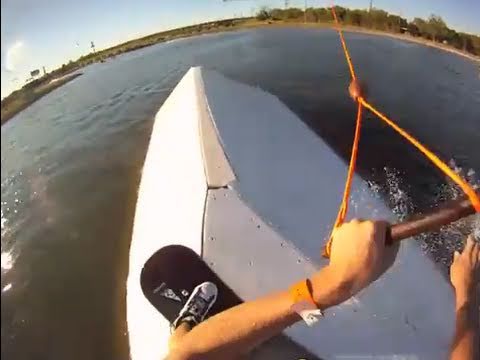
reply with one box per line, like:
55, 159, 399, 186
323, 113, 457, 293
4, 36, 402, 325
52, 18, 248, 75
2, 8, 479, 125
260, 6, 480, 56
1, 73, 82, 124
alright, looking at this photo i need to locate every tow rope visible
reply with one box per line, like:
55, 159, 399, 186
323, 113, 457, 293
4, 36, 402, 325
324, 4, 480, 257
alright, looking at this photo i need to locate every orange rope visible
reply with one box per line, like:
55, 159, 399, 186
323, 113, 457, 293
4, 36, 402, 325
334, 101, 363, 227
360, 98, 480, 212
325, 3, 480, 257
330, 5, 356, 81
325, 4, 364, 256
324, 101, 363, 257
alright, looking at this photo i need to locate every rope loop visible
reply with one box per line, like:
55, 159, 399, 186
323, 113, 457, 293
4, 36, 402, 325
324, 4, 480, 257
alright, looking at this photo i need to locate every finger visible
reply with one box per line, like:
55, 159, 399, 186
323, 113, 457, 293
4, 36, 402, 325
453, 250, 461, 262
463, 235, 474, 256
330, 227, 339, 241
350, 218, 363, 224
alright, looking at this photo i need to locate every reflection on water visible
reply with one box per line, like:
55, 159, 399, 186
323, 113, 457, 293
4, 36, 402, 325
1, 28, 479, 359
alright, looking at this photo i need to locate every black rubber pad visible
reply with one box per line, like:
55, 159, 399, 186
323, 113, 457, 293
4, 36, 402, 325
140, 244, 321, 359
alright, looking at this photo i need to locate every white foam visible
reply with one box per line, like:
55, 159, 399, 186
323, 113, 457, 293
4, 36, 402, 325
380, 160, 480, 266
1, 251, 13, 271
1, 210, 6, 231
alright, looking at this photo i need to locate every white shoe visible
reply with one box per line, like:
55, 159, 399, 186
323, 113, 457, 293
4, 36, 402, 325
171, 282, 218, 331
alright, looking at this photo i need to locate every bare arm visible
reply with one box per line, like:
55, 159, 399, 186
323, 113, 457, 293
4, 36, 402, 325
450, 236, 479, 360
168, 267, 345, 360
167, 220, 399, 360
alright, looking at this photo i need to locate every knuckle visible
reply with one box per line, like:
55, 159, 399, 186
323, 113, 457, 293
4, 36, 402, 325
363, 220, 375, 231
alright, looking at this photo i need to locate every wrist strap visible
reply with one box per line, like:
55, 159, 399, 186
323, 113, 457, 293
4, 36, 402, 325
289, 279, 323, 326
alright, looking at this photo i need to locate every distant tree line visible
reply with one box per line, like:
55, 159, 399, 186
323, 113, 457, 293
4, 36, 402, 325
3, 9, 479, 120
257, 6, 480, 56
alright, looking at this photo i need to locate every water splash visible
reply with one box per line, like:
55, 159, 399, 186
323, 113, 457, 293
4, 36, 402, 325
1, 251, 14, 271
1, 174, 23, 275
383, 166, 413, 221
366, 167, 414, 220
472, 216, 480, 239
368, 162, 479, 269
1, 204, 15, 272
1, 195, 16, 274
1, 207, 7, 233
421, 160, 480, 267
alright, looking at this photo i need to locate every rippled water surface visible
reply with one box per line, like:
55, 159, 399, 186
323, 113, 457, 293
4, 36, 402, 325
1, 28, 479, 359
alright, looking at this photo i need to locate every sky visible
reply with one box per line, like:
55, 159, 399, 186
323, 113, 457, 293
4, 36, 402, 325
1, 0, 479, 98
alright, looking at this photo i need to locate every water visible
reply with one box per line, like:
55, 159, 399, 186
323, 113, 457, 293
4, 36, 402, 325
1, 28, 479, 359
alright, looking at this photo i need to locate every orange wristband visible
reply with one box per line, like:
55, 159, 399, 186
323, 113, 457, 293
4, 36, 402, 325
290, 278, 317, 306
289, 279, 323, 326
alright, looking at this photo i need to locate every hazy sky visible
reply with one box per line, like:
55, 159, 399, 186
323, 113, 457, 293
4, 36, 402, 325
1, 0, 479, 98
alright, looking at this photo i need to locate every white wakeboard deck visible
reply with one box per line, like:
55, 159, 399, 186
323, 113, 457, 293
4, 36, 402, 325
127, 67, 454, 360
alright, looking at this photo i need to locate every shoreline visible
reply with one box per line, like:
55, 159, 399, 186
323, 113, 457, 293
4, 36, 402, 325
240, 21, 480, 62
341, 26, 480, 62
1, 73, 82, 125
2, 19, 478, 126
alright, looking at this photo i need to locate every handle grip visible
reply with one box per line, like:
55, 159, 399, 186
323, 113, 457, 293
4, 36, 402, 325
386, 195, 476, 245
323, 193, 478, 258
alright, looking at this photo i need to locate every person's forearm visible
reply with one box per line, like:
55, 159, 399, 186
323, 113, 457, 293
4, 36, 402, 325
167, 266, 342, 360
168, 290, 298, 360
450, 291, 479, 360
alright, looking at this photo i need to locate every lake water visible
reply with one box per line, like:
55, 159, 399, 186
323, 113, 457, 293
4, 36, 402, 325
1, 28, 479, 359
